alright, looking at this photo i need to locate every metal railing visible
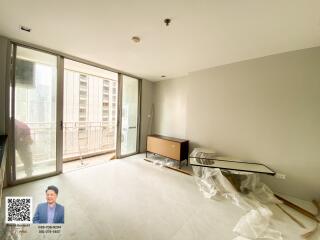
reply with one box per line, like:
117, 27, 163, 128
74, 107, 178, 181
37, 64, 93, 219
15, 121, 116, 164
63, 121, 116, 160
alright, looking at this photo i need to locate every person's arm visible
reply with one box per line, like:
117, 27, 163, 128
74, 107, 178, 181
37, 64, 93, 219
33, 205, 40, 223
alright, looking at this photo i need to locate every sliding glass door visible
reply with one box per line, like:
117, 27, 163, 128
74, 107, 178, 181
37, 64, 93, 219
7, 43, 141, 185
118, 75, 140, 157
10, 45, 62, 183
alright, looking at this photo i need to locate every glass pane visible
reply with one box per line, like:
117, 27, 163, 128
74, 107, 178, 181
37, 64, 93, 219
121, 75, 138, 155
14, 46, 57, 180
63, 59, 117, 160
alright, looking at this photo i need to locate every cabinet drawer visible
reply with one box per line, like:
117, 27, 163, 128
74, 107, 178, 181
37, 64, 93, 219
147, 137, 181, 160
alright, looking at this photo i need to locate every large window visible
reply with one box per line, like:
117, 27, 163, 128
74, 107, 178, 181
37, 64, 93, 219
14, 46, 58, 180
8, 42, 141, 186
63, 59, 118, 160
120, 75, 139, 156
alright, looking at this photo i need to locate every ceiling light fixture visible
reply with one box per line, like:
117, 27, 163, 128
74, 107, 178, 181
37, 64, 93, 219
19, 25, 31, 32
131, 36, 141, 43
164, 18, 171, 26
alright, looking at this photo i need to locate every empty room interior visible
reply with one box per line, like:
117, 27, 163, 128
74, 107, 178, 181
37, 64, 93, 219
0, 1, 320, 240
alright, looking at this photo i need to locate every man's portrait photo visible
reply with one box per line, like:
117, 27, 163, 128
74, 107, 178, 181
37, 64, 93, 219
33, 185, 64, 224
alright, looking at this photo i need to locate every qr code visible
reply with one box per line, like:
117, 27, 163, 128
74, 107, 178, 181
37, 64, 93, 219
5, 197, 32, 224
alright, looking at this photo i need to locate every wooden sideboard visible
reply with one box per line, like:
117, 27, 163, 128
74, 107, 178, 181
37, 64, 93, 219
146, 134, 189, 168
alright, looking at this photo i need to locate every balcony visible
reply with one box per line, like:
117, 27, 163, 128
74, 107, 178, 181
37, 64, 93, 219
15, 121, 116, 169
63, 121, 116, 161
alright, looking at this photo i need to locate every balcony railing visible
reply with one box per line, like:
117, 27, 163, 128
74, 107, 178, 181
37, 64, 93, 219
15, 121, 116, 165
63, 121, 116, 160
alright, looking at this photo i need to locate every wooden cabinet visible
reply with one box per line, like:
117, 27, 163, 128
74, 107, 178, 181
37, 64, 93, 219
146, 135, 189, 168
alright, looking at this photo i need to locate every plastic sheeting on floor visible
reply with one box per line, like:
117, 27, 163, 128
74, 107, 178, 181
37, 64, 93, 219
145, 154, 181, 168
191, 148, 283, 240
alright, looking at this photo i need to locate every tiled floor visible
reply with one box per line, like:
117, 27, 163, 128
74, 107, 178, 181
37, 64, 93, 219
63, 152, 115, 173
0, 154, 319, 240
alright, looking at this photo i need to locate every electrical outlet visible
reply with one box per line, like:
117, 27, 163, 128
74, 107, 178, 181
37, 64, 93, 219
275, 173, 286, 180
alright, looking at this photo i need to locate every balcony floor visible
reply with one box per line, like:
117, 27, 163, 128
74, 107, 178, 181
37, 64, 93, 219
63, 152, 115, 173
14, 152, 116, 180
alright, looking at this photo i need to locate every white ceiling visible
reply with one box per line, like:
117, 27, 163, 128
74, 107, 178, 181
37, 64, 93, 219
0, 0, 320, 81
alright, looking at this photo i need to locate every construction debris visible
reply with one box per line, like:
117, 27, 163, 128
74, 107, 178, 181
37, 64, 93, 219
275, 194, 319, 223
143, 149, 320, 239
276, 204, 306, 229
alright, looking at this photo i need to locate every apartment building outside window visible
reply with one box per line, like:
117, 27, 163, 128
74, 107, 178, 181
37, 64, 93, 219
63, 59, 118, 160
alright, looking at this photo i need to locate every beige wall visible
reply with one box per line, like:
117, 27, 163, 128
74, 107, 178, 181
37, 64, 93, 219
139, 79, 154, 152
0, 36, 8, 135
153, 79, 188, 139
153, 46, 320, 200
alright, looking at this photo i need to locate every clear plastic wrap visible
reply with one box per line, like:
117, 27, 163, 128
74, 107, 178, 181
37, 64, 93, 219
240, 173, 281, 205
146, 153, 180, 168
233, 206, 282, 240
191, 148, 282, 240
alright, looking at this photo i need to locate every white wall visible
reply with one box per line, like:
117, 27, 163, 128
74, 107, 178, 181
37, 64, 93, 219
0, 36, 8, 135
153, 46, 320, 200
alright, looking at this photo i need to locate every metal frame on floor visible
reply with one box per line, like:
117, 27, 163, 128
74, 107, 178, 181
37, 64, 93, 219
189, 156, 276, 175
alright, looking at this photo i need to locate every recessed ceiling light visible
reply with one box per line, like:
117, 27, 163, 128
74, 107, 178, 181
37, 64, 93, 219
131, 36, 141, 43
19, 25, 31, 32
